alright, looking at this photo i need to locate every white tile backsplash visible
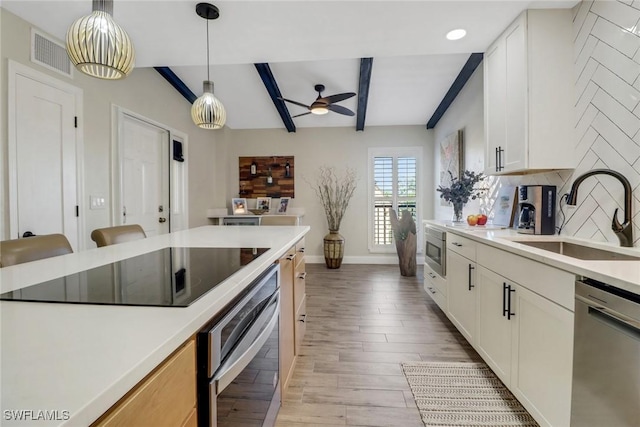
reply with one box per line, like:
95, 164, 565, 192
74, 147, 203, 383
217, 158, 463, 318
591, 40, 640, 83
591, 0, 640, 31
591, 16, 640, 58
591, 64, 640, 110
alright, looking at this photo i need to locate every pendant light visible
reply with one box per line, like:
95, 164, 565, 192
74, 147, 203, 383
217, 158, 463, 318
191, 3, 226, 130
66, 0, 135, 80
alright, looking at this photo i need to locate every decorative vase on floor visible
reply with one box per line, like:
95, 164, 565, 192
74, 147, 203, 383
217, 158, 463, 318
323, 230, 345, 269
452, 201, 464, 223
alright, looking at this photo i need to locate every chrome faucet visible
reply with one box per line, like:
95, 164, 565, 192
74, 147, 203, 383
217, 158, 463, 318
566, 169, 633, 247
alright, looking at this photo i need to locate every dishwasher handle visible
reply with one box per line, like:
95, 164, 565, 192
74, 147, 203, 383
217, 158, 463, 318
587, 305, 640, 339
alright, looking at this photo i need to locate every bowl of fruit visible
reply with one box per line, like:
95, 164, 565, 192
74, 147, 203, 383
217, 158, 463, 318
466, 214, 488, 226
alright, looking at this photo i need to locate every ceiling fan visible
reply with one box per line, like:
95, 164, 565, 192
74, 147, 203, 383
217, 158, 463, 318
279, 84, 356, 118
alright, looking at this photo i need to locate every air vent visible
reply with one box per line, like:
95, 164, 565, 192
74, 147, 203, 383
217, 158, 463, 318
30, 29, 73, 78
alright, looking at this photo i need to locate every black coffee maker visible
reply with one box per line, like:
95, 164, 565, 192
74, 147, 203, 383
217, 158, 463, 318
516, 185, 556, 235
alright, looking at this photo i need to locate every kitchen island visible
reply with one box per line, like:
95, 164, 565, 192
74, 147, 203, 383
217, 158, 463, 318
0, 225, 309, 426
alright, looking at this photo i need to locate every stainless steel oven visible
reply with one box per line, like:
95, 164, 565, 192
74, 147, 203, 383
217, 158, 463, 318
197, 264, 280, 427
424, 225, 446, 278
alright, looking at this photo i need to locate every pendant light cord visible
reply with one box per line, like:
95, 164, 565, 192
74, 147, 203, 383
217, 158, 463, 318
206, 18, 210, 82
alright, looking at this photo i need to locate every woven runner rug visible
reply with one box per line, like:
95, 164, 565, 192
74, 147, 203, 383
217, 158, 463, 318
402, 361, 539, 427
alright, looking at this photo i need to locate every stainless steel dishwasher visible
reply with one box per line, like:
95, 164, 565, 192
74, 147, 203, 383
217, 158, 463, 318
571, 278, 640, 426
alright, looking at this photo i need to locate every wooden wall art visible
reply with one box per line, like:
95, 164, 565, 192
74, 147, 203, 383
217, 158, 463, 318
238, 156, 294, 198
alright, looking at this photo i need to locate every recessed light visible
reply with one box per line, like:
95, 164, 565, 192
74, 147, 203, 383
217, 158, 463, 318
446, 29, 467, 41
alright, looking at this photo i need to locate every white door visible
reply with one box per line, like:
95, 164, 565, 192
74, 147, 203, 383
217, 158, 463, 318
119, 114, 170, 236
8, 62, 81, 250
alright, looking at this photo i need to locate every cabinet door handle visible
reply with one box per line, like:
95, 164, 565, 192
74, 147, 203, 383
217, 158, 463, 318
298, 248, 305, 253
468, 264, 475, 290
427, 286, 436, 295
286, 254, 295, 261
502, 282, 508, 317
298, 272, 307, 280
495, 147, 499, 172
507, 285, 516, 320
299, 314, 306, 323
452, 242, 462, 247
498, 146, 505, 171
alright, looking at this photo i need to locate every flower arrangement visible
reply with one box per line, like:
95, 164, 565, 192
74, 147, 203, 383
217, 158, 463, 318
307, 166, 358, 231
437, 170, 485, 205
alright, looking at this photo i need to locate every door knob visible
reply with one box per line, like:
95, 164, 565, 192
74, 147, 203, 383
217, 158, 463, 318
159, 217, 167, 223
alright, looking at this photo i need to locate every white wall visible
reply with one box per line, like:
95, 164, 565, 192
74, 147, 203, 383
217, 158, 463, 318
432, 65, 486, 221
225, 126, 434, 262
1, 9, 224, 247
433, 0, 640, 247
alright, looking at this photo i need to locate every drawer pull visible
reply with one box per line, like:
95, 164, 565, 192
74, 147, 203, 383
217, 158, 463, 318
299, 314, 306, 323
427, 286, 436, 294
286, 254, 295, 261
452, 242, 462, 247
298, 272, 307, 280
298, 248, 305, 253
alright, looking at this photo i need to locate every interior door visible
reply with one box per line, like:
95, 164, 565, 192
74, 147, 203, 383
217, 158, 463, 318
9, 64, 80, 250
120, 114, 170, 236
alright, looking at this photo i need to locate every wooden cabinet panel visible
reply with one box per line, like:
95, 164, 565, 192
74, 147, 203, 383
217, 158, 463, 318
278, 247, 296, 393
295, 296, 307, 356
294, 257, 306, 312
180, 408, 197, 427
94, 339, 196, 427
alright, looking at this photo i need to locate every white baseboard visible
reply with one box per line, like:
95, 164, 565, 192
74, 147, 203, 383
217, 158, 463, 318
305, 255, 425, 265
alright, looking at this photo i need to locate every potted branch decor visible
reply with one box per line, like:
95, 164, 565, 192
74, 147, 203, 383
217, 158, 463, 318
307, 166, 357, 269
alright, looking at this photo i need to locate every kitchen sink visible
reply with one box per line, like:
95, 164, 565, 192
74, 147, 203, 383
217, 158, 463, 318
515, 240, 640, 261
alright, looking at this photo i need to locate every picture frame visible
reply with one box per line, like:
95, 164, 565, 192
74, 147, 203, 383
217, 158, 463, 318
277, 197, 290, 214
439, 129, 464, 206
256, 197, 271, 212
232, 198, 247, 215
492, 186, 517, 227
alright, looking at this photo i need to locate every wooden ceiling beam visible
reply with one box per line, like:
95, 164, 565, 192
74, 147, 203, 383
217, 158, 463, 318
154, 67, 197, 104
356, 57, 374, 131
254, 63, 296, 133
426, 53, 483, 129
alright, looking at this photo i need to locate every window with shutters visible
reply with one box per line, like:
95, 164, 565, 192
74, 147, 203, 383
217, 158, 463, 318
368, 147, 422, 252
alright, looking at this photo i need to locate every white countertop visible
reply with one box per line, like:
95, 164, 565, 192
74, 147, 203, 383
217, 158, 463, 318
0, 225, 309, 427
424, 220, 640, 295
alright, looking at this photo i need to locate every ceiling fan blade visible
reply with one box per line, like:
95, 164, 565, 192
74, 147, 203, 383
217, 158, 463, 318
278, 97, 311, 109
328, 104, 355, 116
322, 92, 356, 104
292, 112, 312, 118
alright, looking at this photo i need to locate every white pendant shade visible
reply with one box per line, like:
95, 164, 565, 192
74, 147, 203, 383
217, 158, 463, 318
66, 8, 135, 79
191, 81, 227, 130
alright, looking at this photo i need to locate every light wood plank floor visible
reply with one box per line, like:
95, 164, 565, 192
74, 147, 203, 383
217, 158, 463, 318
275, 264, 481, 427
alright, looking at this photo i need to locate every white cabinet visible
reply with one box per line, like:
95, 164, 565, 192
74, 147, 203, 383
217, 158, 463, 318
511, 284, 573, 427
484, 9, 574, 175
476, 266, 513, 383
446, 235, 477, 344
474, 243, 574, 427
424, 262, 446, 311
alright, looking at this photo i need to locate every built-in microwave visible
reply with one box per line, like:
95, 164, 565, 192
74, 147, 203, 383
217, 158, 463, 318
424, 225, 446, 278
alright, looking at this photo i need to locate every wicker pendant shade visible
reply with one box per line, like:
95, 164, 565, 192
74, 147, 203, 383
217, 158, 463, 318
191, 81, 227, 130
66, 0, 135, 79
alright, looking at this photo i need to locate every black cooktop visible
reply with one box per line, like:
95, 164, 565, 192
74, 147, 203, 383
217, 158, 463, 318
0, 247, 269, 307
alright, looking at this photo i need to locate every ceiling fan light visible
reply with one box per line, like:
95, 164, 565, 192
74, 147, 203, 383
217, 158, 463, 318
191, 80, 226, 129
446, 29, 467, 41
66, 6, 135, 80
311, 107, 329, 115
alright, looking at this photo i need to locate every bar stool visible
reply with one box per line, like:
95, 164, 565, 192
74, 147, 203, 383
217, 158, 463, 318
91, 224, 147, 248
0, 234, 73, 267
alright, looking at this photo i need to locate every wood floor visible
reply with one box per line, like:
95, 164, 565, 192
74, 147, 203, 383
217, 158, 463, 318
275, 264, 481, 427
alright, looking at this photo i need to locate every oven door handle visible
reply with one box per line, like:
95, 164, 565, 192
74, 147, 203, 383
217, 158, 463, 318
212, 290, 280, 395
